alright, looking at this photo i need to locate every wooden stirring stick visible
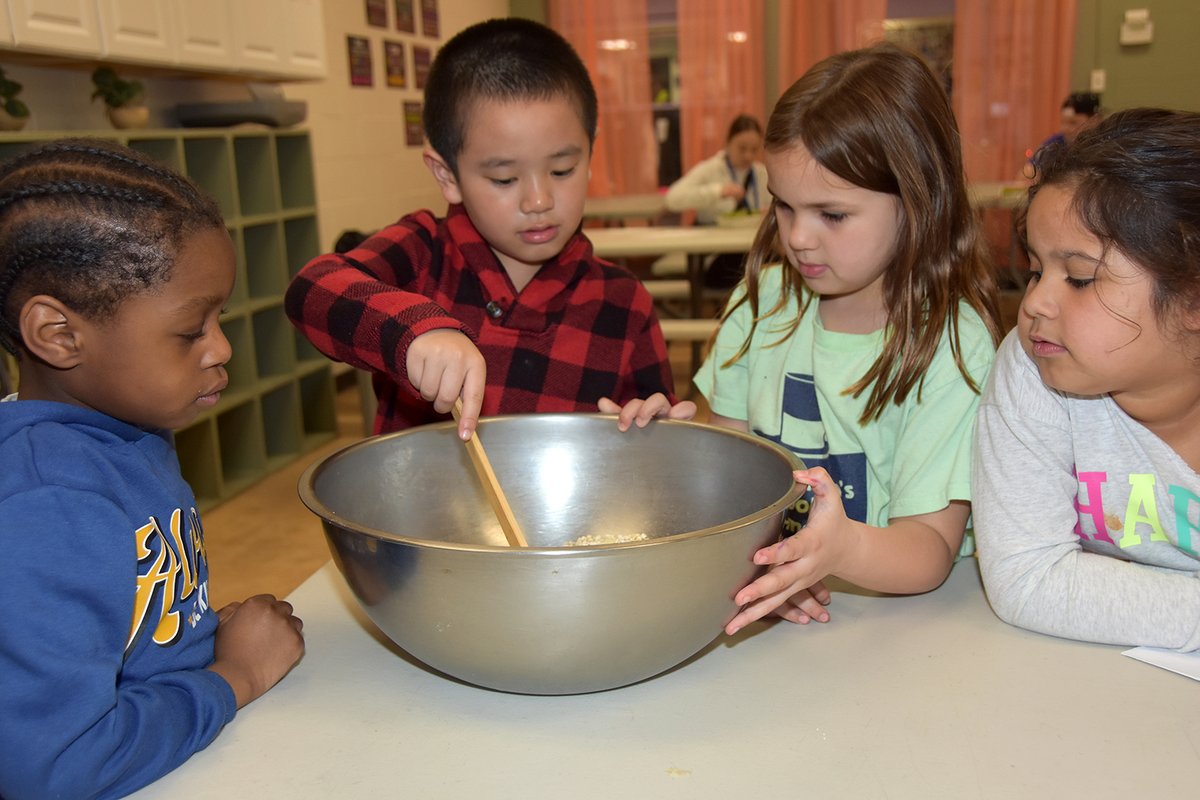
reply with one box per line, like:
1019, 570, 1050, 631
451, 399, 528, 547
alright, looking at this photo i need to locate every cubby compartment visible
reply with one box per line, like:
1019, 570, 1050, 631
126, 137, 184, 173
276, 134, 316, 210
261, 383, 303, 465
251, 305, 296, 379
299, 367, 338, 446
0, 129, 334, 510
218, 314, 258, 397
175, 420, 222, 509
284, 215, 320, 277
242, 222, 287, 300
0, 140, 39, 162
182, 137, 237, 219
294, 328, 326, 365
226, 227, 250, 310
233, 135, 279, 217
217, 400, 267, 495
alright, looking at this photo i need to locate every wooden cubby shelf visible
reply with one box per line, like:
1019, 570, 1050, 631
0, 127, 336, 510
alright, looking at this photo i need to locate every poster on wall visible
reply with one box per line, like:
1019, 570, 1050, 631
394, 0, 415, 33
347, 36, 373, 87
404, 101, 424, 147
365, 0, 387, 27
384, 41, 406, 88
412, 45, 432, 90
419, 0, 439, 38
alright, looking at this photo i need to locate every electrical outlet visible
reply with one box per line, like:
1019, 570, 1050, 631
1090, 68, 1106, 93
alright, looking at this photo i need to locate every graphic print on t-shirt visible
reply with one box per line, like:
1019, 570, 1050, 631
756, 372, 869, 530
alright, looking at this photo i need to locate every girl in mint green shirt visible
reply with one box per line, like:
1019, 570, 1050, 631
606, 43, 1003, 633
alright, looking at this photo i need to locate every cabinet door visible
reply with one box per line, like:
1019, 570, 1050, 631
172, 0, 234, 70
232, 0, 326, 79
0, 5, 13, 43
283, 0, 325, 78
230, 0, 285, 74
8, 0, 102, 55
98, 0, 175, 63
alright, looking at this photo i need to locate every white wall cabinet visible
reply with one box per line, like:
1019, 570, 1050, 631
0, 2, 13, 43
98, 0, 174, 63
172, 0, 233, 71
231, 0, 325, 80
8, 0, 102, 56
2, 0, 326, 80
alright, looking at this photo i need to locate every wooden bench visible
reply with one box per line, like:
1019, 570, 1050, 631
659, 318, 719, 342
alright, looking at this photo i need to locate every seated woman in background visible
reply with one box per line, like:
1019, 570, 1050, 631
665, 114, 768, 289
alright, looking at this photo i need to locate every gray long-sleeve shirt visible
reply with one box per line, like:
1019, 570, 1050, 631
973, 331, 1200, 651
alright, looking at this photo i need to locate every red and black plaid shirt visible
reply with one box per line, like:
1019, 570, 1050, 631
285, 205, 676, 433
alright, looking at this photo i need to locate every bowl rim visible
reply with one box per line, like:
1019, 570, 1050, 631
296, 413, 805, 553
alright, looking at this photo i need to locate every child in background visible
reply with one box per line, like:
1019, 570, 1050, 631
1022, 92, 1104, 178
612, 44, 1003, 633
0, 140, 304, 799
286, 18, 683, 440
974, 109, 1200, 650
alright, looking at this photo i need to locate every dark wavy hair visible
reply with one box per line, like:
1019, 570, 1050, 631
727, 114, 763, 141
727, 42, 1002, 423
0, 138, 224, 355
1018, 108, 1200, 327
422, 17, 598, 176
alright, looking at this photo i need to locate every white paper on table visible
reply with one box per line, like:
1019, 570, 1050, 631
1122, 646, 1200, 681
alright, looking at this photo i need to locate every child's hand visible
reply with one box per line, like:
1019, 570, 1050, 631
406, 329, 487, 440
209, 594, 305, 708
597, 394, 698, 431
724, 467, 856, 635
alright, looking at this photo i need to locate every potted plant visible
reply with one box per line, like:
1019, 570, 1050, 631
91, 67, 148, 129
0, 67, 30, 131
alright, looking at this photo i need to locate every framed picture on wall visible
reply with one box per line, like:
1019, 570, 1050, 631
404, 101, 424, 147
419, 0, 439, 39
883, 17, 953, 96
413, 45, 432, 90
365, 0, 387, 27
347, 36, 373, 87
384, 41, 406, 88
394, 0, 415, 33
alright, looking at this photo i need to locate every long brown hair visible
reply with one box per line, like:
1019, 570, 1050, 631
725, 43, 1002, 423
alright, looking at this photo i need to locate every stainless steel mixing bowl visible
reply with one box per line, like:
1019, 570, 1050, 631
298, 414, 804, 695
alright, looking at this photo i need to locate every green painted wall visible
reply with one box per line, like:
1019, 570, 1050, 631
1073, 0, 1200, 112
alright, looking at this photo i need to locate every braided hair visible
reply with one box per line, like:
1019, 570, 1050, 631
0, 138, 224, 355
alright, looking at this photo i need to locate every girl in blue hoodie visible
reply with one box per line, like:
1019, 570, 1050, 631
0, 139, 304, 800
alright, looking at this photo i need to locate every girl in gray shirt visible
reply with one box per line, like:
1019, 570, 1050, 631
973, 108, 1200, 651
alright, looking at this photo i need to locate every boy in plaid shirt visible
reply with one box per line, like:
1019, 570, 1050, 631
286, 18, 688, 439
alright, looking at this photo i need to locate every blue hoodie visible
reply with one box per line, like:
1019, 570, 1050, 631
0, 399, 236, 800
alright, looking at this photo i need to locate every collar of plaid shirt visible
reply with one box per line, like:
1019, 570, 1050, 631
440, 204, 596, 332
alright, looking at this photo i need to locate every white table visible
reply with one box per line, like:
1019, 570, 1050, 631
588, 225, 757, 316
968, 180, 1027, 210
583, 193, 667, 226
132, 558, 1199, 799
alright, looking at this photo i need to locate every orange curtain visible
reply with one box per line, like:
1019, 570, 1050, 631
776, 0, 888, 88
549, 0, 658, 197
952, 0, 1078, 182
675, 0, 766, 175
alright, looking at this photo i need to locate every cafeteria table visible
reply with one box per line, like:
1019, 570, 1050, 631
131, 556, 1200, 799
583, 193, 668, 227
587, 225, 757, 320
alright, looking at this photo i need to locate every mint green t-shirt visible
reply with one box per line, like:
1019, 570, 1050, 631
694, 265, 996, 550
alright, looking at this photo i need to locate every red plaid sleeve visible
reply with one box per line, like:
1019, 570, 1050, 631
284, 211, 471, 388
